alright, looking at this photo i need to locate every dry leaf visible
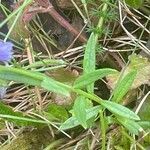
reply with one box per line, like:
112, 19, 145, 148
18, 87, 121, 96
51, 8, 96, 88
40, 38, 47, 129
107, 54, 150, 90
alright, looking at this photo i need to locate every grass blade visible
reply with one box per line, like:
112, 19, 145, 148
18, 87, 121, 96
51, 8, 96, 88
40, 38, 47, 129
0, 102, 47, 126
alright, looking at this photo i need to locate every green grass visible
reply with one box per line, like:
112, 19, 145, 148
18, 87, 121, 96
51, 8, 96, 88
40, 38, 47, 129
0, 0, 150, 149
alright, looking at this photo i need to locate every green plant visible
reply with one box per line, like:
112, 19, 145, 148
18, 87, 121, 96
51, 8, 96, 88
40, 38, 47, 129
0, 0, 150, 149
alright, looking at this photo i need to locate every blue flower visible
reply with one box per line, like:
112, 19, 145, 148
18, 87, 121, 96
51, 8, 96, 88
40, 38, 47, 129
0, 41, 13, 63
0, 87, 7, 99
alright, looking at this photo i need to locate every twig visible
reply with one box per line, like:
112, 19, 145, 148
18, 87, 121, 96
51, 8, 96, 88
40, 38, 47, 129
36, 0, 87, 43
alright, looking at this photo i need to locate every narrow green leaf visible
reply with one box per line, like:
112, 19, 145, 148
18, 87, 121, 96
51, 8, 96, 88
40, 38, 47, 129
41, 77, 70, 96
25, 59, 67, 69
0, 65, 43, 86
0, 65, 70, 97
74, 68, 117, 89
73, 96, 87, 128
60, 106, 101, 130
138, 121, 150, 130
107, 54, 150, 90
0, 114, 48, 125
83, 33, 96, 73
125, 0, 143, 9
100, 100, 140, 120
83, 33, 97, 92
60, 116, 79, 130
117, 117, 143, 135
112, 70, 137, 103
0, 102, 47, 126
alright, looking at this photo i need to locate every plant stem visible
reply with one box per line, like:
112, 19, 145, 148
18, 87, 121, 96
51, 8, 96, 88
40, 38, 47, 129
95, 3, 108, 40
74, 89, 102, 103
122, 130, 145, 150
36, 0, 87, 43
100, 110, 106, 150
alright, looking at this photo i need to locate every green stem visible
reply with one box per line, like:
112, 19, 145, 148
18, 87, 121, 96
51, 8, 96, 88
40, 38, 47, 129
95, 3, 108, 40
100, 110, 106, 150
122, 130, 145, 150
25, 59, 67, 69
0, 0, 33, 29
72, 88, 103, 104
4, 7, 22, 41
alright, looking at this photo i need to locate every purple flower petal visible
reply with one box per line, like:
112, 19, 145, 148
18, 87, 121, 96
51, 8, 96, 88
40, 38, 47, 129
0, 41, 13, 62
0, 87, 7, 99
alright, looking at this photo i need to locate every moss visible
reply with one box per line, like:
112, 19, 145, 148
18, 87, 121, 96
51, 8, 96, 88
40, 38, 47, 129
1, 128, 53, 150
